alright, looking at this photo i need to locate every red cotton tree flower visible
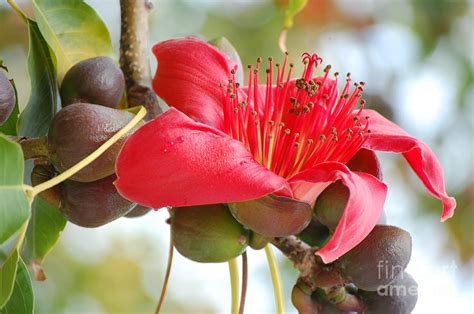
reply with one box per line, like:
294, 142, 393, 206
114, 38, 456, 263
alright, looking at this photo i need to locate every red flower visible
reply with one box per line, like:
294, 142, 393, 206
115, 38, 455, 263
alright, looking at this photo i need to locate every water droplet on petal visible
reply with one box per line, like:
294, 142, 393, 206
169, 141, 175, 146
177, 136, 185, 143
163, 148, 168, 153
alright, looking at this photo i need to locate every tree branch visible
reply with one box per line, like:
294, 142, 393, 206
272, 237, 367, 312
119, 0, 161, 120
272, 236, 322, 291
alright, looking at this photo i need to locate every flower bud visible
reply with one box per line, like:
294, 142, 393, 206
314, 149, 385, 231
172, 204, 249, 263
248, 232, 271, 250
228, 195, 313, 237
313, 181, 347, 231
0, 70, 15, 125
336, 225, 412, 291
362, 272, 418, 314
60, 174, 135, 227
297, 218, 330, 247
291, 283, 318, 314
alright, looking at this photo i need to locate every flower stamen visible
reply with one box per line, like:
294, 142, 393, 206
222, 52, 370, 178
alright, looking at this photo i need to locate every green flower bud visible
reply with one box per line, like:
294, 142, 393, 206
248, 232, 271, 250
172, 204, 249, 263
297, 218, 330, 247
314, 181, 347, 231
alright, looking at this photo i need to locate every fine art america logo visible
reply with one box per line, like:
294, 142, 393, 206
376, 260, 417, 296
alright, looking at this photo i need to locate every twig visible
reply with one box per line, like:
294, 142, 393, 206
239, 251, 248, 314
271, 236, 321, 291
119, 0, 161, 120
272, 237, 367, 312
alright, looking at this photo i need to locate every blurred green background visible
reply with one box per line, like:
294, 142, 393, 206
0, 0, 473, 313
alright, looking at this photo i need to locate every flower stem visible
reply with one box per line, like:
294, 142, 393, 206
228, 258, 240, 314
265, 245, 284, 314
239, 251, 248, 314
30, 106, 146, 198
155, 227, 174, 314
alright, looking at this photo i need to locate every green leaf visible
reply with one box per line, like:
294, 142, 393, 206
18, 19, 59, 137
22, 196, 66, 265
0, 77, 19, 136
0, 250, 19, 308
283, 0, 308, 29
0, 257, 34, 313
0, 135, 30, 245
32, 0, 113, 80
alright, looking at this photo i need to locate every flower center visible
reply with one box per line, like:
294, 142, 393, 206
222, 52, 370, 178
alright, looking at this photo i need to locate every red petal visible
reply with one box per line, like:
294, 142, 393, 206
288, 162, 388, 263
152, 38, 237, 130
362, 109, 456, 221
115, 108, 291, 208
